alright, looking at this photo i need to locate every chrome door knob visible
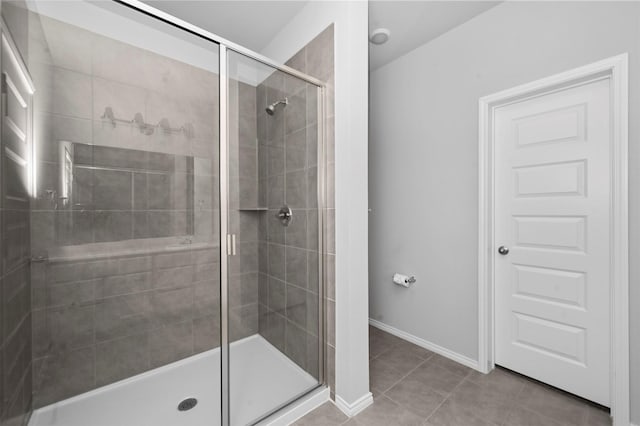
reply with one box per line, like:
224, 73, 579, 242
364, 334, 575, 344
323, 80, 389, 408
498, 246, 509, 255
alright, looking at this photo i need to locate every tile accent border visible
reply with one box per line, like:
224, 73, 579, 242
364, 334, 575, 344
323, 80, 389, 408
369, 319, 480, 371
334, 391, 373, 418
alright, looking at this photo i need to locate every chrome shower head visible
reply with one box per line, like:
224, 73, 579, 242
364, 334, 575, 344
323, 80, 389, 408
266, 97, 288, 115
265, 104, 276, 116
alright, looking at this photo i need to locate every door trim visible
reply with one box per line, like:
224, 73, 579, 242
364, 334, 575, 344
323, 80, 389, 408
478, 54, 629, 425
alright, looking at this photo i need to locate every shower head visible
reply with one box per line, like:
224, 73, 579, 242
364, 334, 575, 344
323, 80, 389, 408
265, 98, 288, 115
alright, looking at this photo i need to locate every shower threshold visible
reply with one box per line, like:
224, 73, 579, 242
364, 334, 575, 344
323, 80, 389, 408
29, 335, 319, 426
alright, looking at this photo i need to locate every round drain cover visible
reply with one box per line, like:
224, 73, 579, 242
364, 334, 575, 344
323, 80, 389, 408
178, 398, 198, 412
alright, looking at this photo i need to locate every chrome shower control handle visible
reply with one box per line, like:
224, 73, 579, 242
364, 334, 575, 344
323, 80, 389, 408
498, 246, 509, 255
277, 206, 292, 226
277, 209, 291, 219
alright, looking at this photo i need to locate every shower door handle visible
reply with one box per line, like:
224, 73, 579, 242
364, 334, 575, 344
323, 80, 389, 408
227, 234, 237, 256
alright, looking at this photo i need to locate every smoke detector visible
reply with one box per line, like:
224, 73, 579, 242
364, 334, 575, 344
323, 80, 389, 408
369, 28, 390, 45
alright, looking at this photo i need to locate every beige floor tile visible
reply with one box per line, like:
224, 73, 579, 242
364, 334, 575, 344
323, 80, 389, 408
584, 405, 612, 426
369, 357, 407, 393
447, 380, 514, 425
409, 362, 467, 396
515, 381, 588, 426
428, 354, 472, 378
386, 374, 446, 418
369, 332, 401, 359
351, 395, 425, 426
501, 404, 563, 426
292, 402, 348, 426
465, 367, 526, 395
302, 328, 606, 426
426, 399, 496, 426
392, 338, 435, 360
369, 325, 386, 339
375, 347, 426, 376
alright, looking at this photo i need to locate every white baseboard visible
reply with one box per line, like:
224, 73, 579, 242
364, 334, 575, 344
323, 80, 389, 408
334, 392, 373, 417
369, 319, 480, 371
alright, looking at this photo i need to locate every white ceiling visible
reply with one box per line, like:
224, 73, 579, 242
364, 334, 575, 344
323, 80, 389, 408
369, 1, 501, 70
141, 1, 309, 52
88, 1, 499, 73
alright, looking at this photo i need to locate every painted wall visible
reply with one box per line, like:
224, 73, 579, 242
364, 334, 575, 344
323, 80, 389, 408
261, 1, 371, 410
368, 2, 640, 422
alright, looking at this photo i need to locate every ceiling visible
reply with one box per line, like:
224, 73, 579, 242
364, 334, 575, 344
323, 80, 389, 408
141, 1, 308, 52
134, 1, 499, 71
369, 1, 500, 70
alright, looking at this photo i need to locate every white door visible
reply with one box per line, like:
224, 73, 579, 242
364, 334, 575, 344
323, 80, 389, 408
494, 78, 611, 406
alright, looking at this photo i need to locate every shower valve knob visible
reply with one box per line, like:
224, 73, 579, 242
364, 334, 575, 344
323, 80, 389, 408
277, 206, 292, 226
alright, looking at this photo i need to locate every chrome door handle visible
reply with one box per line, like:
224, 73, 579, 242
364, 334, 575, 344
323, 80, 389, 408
498, 246, 509, 255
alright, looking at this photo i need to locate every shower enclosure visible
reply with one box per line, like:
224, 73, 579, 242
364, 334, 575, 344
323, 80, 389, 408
0, 1, 326, 425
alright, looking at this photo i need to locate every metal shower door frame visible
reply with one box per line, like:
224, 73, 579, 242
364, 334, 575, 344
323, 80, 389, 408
111, 2, 328, 425
220, 46, 328, 426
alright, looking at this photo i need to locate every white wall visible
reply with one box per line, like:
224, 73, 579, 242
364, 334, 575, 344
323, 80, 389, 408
261, 0, 371, 412
368, 2, 640, 422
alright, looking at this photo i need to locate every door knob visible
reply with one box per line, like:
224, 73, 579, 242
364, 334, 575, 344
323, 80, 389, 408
498, 246, 509, 255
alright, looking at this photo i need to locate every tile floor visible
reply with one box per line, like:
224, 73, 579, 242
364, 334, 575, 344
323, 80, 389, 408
294, 326, 611, 426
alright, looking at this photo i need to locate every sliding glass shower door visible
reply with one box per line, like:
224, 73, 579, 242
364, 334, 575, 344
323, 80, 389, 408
25, 2, 222, 425
224, 50, 325, 425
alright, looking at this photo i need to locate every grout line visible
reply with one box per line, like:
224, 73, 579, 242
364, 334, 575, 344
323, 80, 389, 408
374, 330, 478, 425
374, 334, 436, 396
380, 358, 429, 399
364, 329, 605, 426
509, 388, 590, 426
423, 372, 473, 426
510, 405, 562, 426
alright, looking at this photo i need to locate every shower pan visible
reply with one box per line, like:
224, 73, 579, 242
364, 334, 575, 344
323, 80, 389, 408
5, 1, 327, 425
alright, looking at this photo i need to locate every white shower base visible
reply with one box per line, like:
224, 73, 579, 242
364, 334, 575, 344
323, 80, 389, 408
29, 335, 318, 426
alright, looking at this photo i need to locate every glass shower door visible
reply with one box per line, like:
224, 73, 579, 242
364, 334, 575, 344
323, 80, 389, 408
25, 2, 223, 425
224, 49, 324, 425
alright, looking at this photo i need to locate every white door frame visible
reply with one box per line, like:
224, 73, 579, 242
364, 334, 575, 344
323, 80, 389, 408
478, 54, 629, 426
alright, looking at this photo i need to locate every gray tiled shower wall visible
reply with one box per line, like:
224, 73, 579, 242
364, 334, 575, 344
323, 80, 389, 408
26, 14, 225, 408
31, 247, 221, 407
255, 71, 322, 379
28, 15, 219, 255
1, 2, 34, 426
306, 25, 335, 397
256, 25, 335, 388
58, 144, 196, 244
227, 78, 261, 342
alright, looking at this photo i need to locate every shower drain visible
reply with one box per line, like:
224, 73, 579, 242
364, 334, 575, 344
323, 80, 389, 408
178, 398, 198, 412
